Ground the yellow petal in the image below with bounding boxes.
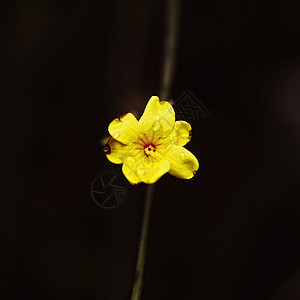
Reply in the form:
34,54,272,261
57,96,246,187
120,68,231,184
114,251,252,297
122,156,170,184
138,96,175,140
163,121,192,147
105,138,144,164
163,145,199,179
108,113,139,145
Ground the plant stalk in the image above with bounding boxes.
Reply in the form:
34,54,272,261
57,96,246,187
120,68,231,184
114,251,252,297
130,184,154,300
130,0,180,299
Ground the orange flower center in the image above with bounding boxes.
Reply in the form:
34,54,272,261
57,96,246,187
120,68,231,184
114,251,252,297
143,143,156,157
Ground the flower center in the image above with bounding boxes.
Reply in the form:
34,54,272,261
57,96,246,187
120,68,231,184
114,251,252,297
143,143,156,157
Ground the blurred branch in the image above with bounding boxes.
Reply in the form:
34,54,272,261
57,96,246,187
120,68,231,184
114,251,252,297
160,0,180,100
130,1,180,299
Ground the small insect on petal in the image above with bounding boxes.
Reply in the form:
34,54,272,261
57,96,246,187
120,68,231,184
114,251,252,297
102,145,111,154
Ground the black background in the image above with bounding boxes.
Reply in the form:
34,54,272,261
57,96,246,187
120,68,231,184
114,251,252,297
2,0,300,299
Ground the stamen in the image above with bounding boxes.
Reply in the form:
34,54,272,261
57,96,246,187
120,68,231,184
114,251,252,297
143,143,156,157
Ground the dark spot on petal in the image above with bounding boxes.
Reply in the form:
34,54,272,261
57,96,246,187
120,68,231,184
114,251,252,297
119,112,129,121
129,180,140,186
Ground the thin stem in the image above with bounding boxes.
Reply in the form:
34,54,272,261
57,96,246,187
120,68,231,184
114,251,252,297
130,184,154,300
130,1,180,299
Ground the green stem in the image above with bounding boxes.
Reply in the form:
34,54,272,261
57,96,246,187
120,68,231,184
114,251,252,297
130,185,154,300
130,0,180,299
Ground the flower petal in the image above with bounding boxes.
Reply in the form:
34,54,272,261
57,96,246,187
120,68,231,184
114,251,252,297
122,156,170,184
105,138,144,164
138,96,175,139
163,121,192,147
108,113,139,145
163,145,199,179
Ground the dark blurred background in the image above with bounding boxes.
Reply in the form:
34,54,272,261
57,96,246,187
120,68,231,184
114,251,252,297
2,0,300,299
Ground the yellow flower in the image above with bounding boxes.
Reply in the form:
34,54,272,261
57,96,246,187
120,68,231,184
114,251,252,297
104,96,199,185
